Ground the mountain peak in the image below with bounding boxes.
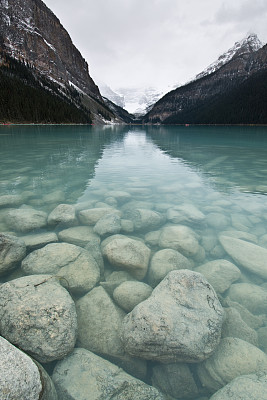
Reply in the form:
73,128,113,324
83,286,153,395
194,33,263,81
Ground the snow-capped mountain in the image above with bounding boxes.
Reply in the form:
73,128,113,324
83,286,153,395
0,0,133,123
145,33,267,124
100,85,179,116
193,33,262,81
98,83,125,108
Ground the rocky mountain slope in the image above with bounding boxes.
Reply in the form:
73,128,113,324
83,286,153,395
0,0,132,123
144,34,267,124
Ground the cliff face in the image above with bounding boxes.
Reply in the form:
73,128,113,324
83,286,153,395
0,0,100,99
145,37,267,124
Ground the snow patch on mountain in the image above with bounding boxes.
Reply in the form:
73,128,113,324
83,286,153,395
193,33,263,81
98,83,179,115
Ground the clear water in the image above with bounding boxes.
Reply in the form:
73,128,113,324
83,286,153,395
0,124,267,398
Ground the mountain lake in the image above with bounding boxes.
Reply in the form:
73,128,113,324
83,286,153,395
0,124,267,399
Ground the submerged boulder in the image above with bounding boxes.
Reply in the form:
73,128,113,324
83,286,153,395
0,233,26,276
148,248,194,287
220,236,267,279
52,348,164,400
101,235,151,280
5,207,47,232
21,243,100,294
124,208,165,232
121,270,223,363
0,275,77,363
209,374,267,400
158,225,201,259
227,283,267,315
197,337,267,392
47,204,78,227
194,259,241,294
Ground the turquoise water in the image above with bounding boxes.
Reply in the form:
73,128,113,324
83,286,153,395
0,125,267,398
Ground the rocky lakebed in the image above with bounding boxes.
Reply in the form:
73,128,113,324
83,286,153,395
0,182,267,400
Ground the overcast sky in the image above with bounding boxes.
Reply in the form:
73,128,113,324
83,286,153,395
44,0,267,91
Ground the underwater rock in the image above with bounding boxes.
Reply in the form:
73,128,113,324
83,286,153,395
209,374,267,400
220,236,267,279
21,243,100,294
222,307,258,346
58,225,100,247
195,259,241,294
93,212,121,236
0,233,26,276
76,286,126,358
0,194,24,208
227,283,267,315
20,232,58,251
106,190,131,203
148,248,194,287
124,208,165,232
152,362,199,399
113,281,153,312
0,275,77,363
5,207,47,232
167,203,205,224
0,336,48,400
158,225,201,259
206,213,229,229
101,235,151,280
52,348,164,400
197,337,267,392
121,270,223,363
79,207,118,225
47,204,78,227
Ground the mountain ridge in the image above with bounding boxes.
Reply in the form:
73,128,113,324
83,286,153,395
0,0,133,124
144,34,267,124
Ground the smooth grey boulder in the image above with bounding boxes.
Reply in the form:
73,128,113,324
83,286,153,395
58,225,100,247
197,337,267,392
47,204,78,227
209,374,267,400
113,281,153,312
152,362,199,399
0,233,26,276
21,243,100,294
0,275,77,363
79,207,117,225
75,286,146,380
158,225,201,259
76,286,126,358
5,207,47,232
0,194,24,208
121,270,224,363
0,336,42,400
20,232,58,251
206,213,229,229
101,235,151,280
258,326,267,353
227,283,267,315
222,298,264,329
148,248,194,287
124,208,164,232
222,307,258,346
220,230,258,244
100,271,136,296
194,259,241,294
93,212,121,236
220,235,267,279
145,230,161,246
52,348,164,400
167,203,205,224
106,190,131,203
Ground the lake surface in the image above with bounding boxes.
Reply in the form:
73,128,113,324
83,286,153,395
0,124,267,399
